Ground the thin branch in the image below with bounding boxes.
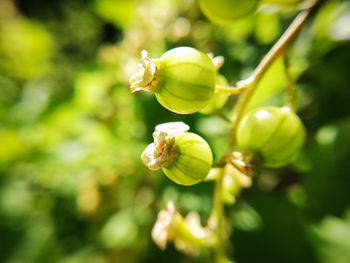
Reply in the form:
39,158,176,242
215,84,247,95
227,0,322,149
210,169,226,263
211,2,323,262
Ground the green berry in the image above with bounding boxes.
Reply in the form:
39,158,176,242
141,122,213,186
236,107,305,167
130,47,216,114
199,0,260,25
163,132,213,185
200,74,229,114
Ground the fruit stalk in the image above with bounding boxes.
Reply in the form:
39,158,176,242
210,168,227,263
215,84,247,95
228,0,322,149
212,2,323,261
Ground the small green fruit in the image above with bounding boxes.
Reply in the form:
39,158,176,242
237,107,305,167
130,47,216,114
141,122,213,186
200,74,229,114
199,0,260,25
163,132,213,185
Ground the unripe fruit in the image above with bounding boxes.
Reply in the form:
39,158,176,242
163,132,213,185
236,107,305,167
141,122,213,186
200,74,229,114
130,47,216,114
199,0,260,25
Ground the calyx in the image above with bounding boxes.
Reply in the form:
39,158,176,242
141,122,189,170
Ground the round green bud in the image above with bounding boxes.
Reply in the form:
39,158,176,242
130,47,216,114
199,0,260,25
236,107,305,168
141,122,213,186
200,74,229,114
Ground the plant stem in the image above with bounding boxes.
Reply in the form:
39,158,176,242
216,84,247,95
211,2,323,261
228,2,320,149
211,169,226,263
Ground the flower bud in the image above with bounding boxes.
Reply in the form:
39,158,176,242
130,47,216,114
237,107,305,168
141,122,213,185
199,0,259,25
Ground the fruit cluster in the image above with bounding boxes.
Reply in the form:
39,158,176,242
130,46,306,185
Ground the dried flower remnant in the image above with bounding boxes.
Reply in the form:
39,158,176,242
152,201,182,249
141,122,189,170
175,212,215,255
152,201,215,253
129,50,159,93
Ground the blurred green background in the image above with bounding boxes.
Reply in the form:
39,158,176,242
0,0,350,262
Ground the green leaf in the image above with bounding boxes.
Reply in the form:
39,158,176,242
244,57,287,113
